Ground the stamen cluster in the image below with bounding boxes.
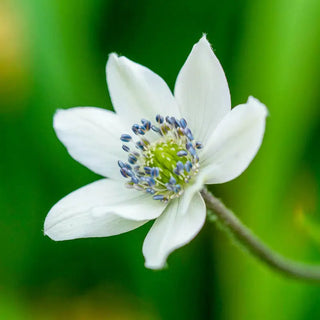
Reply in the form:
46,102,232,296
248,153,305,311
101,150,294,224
118,115,203,202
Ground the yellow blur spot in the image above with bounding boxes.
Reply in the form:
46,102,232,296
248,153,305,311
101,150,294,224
0,1,30,113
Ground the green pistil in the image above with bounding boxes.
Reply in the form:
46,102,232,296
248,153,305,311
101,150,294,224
144,139,189,186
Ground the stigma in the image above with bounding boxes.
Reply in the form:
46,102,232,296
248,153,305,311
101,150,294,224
118,115,203,203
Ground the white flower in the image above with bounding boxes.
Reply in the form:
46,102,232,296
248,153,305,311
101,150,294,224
44,35,267,269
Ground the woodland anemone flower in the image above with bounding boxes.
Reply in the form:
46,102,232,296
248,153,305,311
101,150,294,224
44,35,267,269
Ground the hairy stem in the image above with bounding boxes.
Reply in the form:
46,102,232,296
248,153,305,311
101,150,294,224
201,188,320,282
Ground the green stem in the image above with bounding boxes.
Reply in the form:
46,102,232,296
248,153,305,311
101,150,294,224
201,188,320,282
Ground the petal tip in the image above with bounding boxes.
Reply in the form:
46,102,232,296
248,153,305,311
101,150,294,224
247,96,269,117
200,33,208,41
106,53,120,72
43,229,54,240
197,33,212,49
43,223,56,241
43,215,55,239
142,238,169,270
108,53,129,66
108,52,119,60
144,259,167,270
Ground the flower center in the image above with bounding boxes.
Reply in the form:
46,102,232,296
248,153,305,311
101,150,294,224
118,115,203,203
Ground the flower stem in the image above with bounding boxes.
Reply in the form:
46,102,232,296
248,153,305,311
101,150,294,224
201,188,320,282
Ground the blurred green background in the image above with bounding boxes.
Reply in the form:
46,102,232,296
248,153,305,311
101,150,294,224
1,0,320,319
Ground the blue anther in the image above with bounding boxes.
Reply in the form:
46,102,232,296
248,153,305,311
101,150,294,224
180,118,187,128
151,125,161,134
184,128,194,140
165,183,174,191
128,158,136,165
141,119,151,131
126,169,134,177
188,146,197,157
122,145,130,152
144,123,151,131
132,124,139,134
146,177,156,186
124,163,132,170
146,188,155,194
118,160,125,168
120,168,129,178
177,150,188,157
185,161,192,172
136,141,145,150
174,184,181,193
144,166,152,175
129,153,138,160
173,118,181,128
172,186,179,193
173,168,180,175
169,176,176,185
186,142,193,150
131,176,139,184
151,167,160,178
156,114,164,124
165,116,174,124
195,141,203,149
120,134,132,142
137,127,146,135
128,154,138,164
153,194,165,201
141,176,154,186
170,116,177,125
176,161,184,172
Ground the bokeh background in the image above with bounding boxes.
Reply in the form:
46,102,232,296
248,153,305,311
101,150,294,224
1,0,320,319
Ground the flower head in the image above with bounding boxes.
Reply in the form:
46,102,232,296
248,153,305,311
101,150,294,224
44,35,267,269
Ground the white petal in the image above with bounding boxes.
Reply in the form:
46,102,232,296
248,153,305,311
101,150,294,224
174,35,231,144
106,54,179,126
54,107,127,179
179,174,206,217
142,192,206,269
201,96,268,184
44,179,166,241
